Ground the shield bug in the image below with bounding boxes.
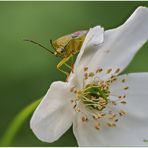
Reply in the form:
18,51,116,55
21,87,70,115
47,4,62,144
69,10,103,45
25,30,88,76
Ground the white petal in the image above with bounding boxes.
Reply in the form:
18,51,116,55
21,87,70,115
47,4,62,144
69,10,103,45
74,25,104,71
74,6,148,84
71,26,104,87
73,113,102,146
73,73,148,146
30,81,74,143
89,6,148,74
111,73,148,121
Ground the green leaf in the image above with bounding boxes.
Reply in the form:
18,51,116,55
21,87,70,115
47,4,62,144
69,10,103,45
0,98,41,147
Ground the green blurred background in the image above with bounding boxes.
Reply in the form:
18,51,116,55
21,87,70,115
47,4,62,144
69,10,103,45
0,1,148,146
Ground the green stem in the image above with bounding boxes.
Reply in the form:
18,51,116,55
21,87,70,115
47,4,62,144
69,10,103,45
0,98,42,146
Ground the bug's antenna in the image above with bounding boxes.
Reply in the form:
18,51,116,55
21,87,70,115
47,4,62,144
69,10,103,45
50,39,56,51
24,39,54,55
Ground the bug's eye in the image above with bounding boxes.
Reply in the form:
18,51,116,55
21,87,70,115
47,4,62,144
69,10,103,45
60,48,64,53
57,48,64,54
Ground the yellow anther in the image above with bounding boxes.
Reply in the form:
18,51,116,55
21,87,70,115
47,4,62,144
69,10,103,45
122,79,126,83
111,123,116,127
118,96,122,99
93,115,99,120
107,122,116,128
75,108,80,112
124,86,129,90
70,100,74,103
84,73,88,80
114,119,119,122
95,122,100,130
88,72,95,77
82,116,88,122
106,68,112,74
115,68,120,74
96,68,103,73
120,101,127,104
98,112,106,117
70,87,75,92
123,95,126,98
111,101,117,106
119,110,126,116
84,67,88,71
110,75,117,81
74,90,77,94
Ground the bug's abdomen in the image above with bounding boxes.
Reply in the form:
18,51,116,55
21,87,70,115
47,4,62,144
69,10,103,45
65,34,86,57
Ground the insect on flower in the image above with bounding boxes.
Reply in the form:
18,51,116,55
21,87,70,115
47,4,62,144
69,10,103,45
30,7,148,146
25,30,88,76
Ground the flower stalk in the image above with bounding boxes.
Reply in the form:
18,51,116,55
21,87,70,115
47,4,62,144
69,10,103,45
0,99,41,146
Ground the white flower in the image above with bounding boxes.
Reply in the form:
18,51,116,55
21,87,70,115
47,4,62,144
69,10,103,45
30,6,148,146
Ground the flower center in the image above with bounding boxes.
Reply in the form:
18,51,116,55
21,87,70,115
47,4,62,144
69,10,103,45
70,67,128,130
77,81,110,111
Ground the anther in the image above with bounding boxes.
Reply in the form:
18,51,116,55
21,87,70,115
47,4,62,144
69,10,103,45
111,101,117,106
95,122,100,130
124,86,129,90
75,107,80,112
70,100,74,103
111,75,117,81
123,95,126,98
82,116,88,122
93,115,98,120
84,67,88,72
74,90,77,94
115,68,120,74
70,87,75,92
84,73,88,80
120,101,127,104
96,68,103,73
106,68,112,74
119,110,126,116
114,119,119,122
107,122,116,128
88,72,95,77
118,96,122,99
122,79,126,83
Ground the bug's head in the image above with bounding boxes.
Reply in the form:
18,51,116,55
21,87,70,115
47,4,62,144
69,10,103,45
50,39,65,57
54,47,65,57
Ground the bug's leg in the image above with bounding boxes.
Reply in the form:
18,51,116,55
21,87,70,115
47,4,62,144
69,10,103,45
64,63,72,70
57,57,70,76
70,56,74,73
58,67,68,76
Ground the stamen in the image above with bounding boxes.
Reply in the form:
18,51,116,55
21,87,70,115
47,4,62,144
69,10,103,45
96,68,103,73
70,86,75,92
84,72,88,80
88,72,95,77
111,101,117,106
84,67,88,72
118,96,122,99
124,86,129,90
114,119,119,122
106,68,112,74
82,116,88,122
95,122,100,130
75,107,80,112
107,122,116,128
115,68,120,74
120,101,127,104
119,110,126,116
70,67,127,131
122,79,126,83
